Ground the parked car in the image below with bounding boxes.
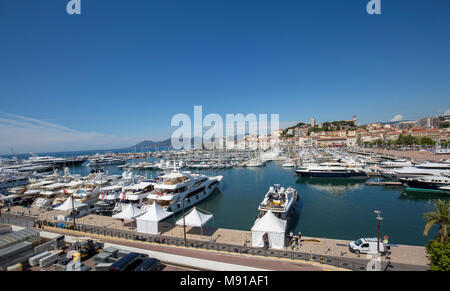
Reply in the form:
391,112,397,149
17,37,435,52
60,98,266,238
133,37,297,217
348,238,386,255
134,258,161,271
109,252,148,271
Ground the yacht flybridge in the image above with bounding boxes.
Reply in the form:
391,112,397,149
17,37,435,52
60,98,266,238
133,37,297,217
258,184,298,220
144,170,223,214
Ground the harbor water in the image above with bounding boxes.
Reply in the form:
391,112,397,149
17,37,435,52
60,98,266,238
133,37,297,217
59,157,448,247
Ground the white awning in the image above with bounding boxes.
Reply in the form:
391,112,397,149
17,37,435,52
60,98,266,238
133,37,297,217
176,207,213,227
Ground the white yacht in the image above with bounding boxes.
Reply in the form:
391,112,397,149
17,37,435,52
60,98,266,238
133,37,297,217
86,157,125,167
144,171,223,213
282,159,296,168
258,184,298,220
382,162,450,180
379,159,413,168
246,159,265,167
0,174,29,194
120,181,155,204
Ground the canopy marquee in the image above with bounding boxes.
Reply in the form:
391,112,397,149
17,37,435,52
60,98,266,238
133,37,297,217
175,207,214,237
251,211,287,249
136,203,173,235
176,207,213,227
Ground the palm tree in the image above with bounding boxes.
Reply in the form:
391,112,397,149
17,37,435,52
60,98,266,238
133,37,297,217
423,200,449,243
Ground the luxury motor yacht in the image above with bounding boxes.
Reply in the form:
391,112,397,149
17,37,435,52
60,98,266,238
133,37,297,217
295,164,368,179
144,170,223,214
282,159,296,168
246,159,265,167
399,174,450,191
0,173,30,194
86,157,125,167
379,159,413,168
258,184,298,220
30,182,67,209
119,181,155,205
380,161,450,180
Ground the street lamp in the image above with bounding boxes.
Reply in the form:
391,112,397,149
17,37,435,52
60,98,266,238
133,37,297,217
374,210,383,253
182,197,188,247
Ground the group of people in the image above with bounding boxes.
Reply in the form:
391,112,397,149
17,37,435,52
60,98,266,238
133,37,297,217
288,231,302,249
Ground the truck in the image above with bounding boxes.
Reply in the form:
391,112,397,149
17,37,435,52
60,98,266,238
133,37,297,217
348,238,386,255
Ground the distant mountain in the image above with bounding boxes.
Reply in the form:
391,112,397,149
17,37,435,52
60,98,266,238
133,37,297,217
130,134,260,150
130,139,172,150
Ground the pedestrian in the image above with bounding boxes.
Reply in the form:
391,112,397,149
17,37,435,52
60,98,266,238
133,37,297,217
298,232,302,241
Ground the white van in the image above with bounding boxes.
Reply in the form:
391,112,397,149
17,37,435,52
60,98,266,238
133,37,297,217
348,238,386,255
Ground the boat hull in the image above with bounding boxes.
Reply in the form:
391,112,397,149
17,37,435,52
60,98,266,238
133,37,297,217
166,180,220,214
295,170,368,179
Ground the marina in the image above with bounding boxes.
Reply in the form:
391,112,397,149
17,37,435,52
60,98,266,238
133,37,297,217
1,147,449,248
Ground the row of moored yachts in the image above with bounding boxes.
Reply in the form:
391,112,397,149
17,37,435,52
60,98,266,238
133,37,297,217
291,149,450,194
1,167,223,220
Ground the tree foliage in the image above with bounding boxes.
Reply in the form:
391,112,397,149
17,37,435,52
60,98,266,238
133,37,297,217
426,238,450,271
424,200,450,271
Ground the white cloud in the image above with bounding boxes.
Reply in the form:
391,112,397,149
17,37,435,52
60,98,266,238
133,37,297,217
444,109,450,116
390,114,403,122
0,113,142,154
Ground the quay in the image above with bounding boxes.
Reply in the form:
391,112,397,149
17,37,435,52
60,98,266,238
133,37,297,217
361,149,450,163
1,207,430,271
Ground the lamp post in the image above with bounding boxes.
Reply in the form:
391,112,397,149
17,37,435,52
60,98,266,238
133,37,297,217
374,210,383,253
182,197,187,247
71,192,76,229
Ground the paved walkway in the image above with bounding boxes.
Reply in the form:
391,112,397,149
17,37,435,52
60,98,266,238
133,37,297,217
16,226,328,271
6,209,430,270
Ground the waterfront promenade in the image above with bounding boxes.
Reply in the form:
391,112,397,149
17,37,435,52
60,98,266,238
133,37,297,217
365,149,449,163
3,207,430,271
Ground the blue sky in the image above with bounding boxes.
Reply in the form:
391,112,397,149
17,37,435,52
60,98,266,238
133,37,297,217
0,0,449,153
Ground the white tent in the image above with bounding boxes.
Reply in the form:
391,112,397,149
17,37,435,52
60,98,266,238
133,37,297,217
136,203,173,235
54,196,87,211
176,207,213,227
251,211,287,249
112,203,146,220
176,207,213,236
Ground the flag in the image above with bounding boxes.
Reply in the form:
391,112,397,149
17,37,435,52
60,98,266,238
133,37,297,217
122,192,126,202
101,192,105,200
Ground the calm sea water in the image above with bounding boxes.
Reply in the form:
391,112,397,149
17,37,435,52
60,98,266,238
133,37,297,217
61,158,448,246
